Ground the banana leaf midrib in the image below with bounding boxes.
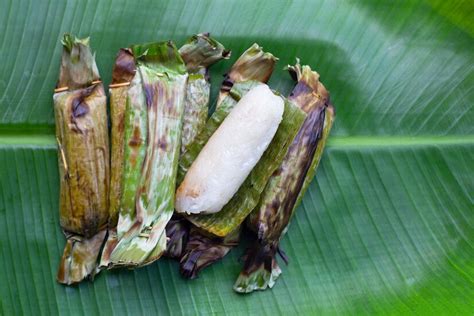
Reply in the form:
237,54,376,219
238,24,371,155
2,135,473,147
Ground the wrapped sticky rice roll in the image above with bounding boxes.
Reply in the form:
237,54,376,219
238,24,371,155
176,84,284,215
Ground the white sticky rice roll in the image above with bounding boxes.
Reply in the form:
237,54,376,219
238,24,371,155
175,84,284,214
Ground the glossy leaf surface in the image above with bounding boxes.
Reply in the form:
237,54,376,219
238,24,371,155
0,0,473,314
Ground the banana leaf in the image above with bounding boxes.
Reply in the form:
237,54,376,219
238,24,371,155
177,43,278,184
235,61,335,293
100,48,141,267
179,33,230,153
174,45,277,271
164,34,229,259
181,83,306,236
216,43,278,108
0,0,472,314
107,48,136,229
106,41,188,267
53,34,109,285
180,226,240,279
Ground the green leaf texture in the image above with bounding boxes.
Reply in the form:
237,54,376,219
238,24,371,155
0,0,473,315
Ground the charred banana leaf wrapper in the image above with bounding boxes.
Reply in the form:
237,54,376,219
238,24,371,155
105,41,188,268
179,33,230,154
100,48,139,267
181,83,306,237
172,82,257,265
234,61,335,293
164,34,229,259
180,226,240,279
217,43,277,108
164,215,191,259
176,47,277,271
54,34,109,284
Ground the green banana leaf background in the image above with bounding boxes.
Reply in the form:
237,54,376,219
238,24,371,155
0,0,473,314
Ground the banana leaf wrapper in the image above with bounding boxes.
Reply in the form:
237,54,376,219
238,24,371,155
164,215,191,259
164,34,229,258
108,48,136,225
53,34,109,284
234,61,335,293
170,45,276,265
177,43,278,183
106,41,188,267
217,43,277,108
100,48,146,267
179,227,240,279
169,82,257,261
179,33,230,154
182,83,307,237
178,43,277,178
